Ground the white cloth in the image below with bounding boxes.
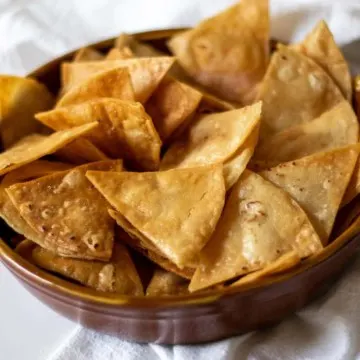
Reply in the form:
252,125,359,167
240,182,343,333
2,0,360,359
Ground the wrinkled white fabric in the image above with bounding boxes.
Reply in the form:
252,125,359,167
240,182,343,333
2,0,360,359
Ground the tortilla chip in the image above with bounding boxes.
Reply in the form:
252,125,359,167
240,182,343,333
145,77,202,141
231,251,301,287
29,241,143,295
6,160,122,261
167,0,269,104
189,170,322,292
73,47,104,62
146,269,189,296
86,165,226,268
257,45,344,139
260,146,360,245
253,101,359,167
0,160,72,241
293,21,351,100
55,139,109,164
115,33,165,57
57,67,135,107
105,47,134,60
161,102,262,170
223,126,259,190
61,57,175,103
110,209,194,279
37,98,161,170
0,75,54,148
0,122,97,176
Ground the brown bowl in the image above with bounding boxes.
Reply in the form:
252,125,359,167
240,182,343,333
1,29,360,345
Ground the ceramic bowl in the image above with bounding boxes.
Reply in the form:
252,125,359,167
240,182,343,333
0,29,359,344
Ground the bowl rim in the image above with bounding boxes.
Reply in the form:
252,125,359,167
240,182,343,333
0,28,360,309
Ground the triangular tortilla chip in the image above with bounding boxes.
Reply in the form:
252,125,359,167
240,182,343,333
110,209,194,279
6,160,122,260
0,75,54,148
189,170,322,292
105,47,134,60
260,146,360,245
57,67,135,107
0,122,97,176
257,45,344,139
231,251,301,287
167,0,269,104
73,47,104,62
0,160,72,241
166,87,236,142
19,240,143,295
146,269,189,296
37,98,161,170
61,57,175,103
253,101,359,167
145,77,202,141
115,33,165,57
223,126,259,190
55,138,109,164
293,20,351,100
161,102,262,170
86,165,226,268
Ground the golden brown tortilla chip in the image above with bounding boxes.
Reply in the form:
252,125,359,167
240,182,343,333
61,57,175,103
6,160,122,261
253,101,359,167
0,122,97,176
161,102,261,171
189,170,322,292
37,98,161,170
231,251,301,287
110,209,194,279
73,47,104,62
115,33,165,57
167,0,269,104
293,20,351,100
0,160,72,241
146,269,189,296
29,241,143,295
0,75,53,148
257,45,344,139
55,139,109,164
260,146,360,245
86,165,225,268
57,67,135,107
223,126,259,190
145,77,202,141
105,47,134,60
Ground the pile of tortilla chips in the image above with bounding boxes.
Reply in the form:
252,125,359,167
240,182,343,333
2,0,360,297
